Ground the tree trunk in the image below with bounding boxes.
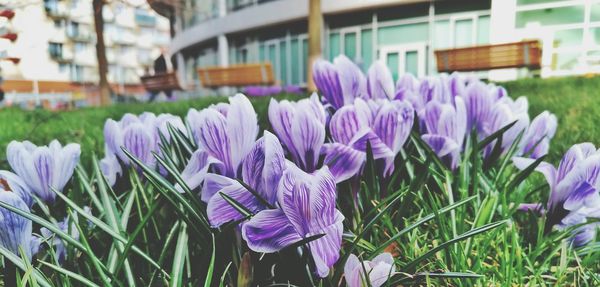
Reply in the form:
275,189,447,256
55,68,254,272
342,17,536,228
93,0,111,105
307,0,322,92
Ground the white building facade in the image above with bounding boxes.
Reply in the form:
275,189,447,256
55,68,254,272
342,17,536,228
0,0,170,87
151,0,600,90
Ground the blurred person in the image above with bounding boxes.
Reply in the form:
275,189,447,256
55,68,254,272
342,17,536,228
148,48,173,102
0,66,5,107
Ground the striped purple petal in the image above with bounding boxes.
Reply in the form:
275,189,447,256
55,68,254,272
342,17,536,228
367,61,395,100
241,209,302,253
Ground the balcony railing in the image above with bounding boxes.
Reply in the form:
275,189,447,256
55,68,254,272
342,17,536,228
227,0,279,12
66,29,95,42
44,1,68,18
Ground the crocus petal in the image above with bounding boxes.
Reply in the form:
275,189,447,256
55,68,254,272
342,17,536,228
313,59,344,109
394,73,418,101
201,173,237,203
32,146,55,202
7,141,43,201
322,143,366,183
178,149,223,192
242,131,285,204
369,260,395,287
104,119,124,159
308,210,344,278
0,171,33,208
373,100,414,154
227,94,259,172
242,209,302,253
100,155,122,187
290,108,325,172
0,192,34,260
571,223,598,247
335,55,367,103
512,157,557,189
194,109,233,176
563,182,599,212
367,61,395,100
206,182,259,227
268,99,298,159
350,129,396,160
53,142,81,192
557,143,597,183
123,123,156,169
553,154,600,211
344,254,362,287
277,167,339,234
330,105,368,145
464,81,494,132
521,111,557,158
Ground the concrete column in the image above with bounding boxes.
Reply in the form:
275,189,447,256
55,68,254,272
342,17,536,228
177,52,186,88
218,0,227,17
489,0,518,81
218,34,231,95
218,34,229,67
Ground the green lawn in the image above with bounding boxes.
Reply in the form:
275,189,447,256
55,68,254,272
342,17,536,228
0,95,301,168
0,75,598,167
503,75,600,162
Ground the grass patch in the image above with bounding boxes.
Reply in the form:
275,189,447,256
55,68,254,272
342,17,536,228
0,94,302,168
503,75,600,162
1,75,599,166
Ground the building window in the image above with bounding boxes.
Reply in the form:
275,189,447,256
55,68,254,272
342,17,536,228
361,29,373,72
59,63,68,73
516,6,585,28
49,42,63,58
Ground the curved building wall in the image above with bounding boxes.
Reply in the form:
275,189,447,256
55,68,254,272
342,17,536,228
172,0,503,90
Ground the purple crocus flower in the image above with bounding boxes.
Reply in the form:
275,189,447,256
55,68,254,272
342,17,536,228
520,111,558,159
102,112,186,185
463,81,496,133
481,97,530,157
0,191,39,260
344,253,396,287
324,98,414,178
0,171,33,208
7,140,80,204
313,55,367,109
41,206,92,262
181,94,258,191
242,165,344,278
268,94,326,173
513,143,600,246
367,61,395,100
203,131,285,227
394,73,419,102
421,98,467,170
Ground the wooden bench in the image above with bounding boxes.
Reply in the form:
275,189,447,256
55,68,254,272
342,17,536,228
435,40,542,73
140,72,183,92
197,63,275,88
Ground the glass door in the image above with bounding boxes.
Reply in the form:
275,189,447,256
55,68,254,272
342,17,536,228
450,15,477,47
263,40,280,83
379,43,427,81
340,27,361,63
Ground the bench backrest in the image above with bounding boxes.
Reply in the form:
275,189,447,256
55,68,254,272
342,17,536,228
140,72,182,92
435,40,542,73
198,63,275,88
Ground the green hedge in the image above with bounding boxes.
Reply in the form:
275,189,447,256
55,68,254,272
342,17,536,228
0,94,304,168
1,75,599,168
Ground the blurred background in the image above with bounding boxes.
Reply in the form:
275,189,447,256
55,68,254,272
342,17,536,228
0,0,595,109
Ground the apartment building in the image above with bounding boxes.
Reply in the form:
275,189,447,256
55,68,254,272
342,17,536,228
148,0,600,90
0,0,170,95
